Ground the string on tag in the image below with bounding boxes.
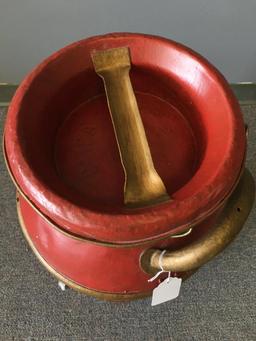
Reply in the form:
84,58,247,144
148,250,171,282
167,270,171,283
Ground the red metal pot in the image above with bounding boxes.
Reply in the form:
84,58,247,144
3,33,254,301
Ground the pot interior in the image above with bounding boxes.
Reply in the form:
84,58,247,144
16,65,206,211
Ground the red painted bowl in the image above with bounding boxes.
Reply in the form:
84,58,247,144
3,33,249,299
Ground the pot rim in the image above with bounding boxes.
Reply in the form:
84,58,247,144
3,141,245,247
4,32,246,243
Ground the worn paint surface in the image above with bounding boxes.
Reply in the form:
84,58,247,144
3,33,246,294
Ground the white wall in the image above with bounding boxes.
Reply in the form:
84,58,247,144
1,0,256,83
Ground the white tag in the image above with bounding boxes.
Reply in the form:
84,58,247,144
151,277,182,306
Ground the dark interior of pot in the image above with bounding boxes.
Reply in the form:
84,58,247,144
16,62,207,211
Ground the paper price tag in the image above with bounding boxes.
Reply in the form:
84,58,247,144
151,277,182,306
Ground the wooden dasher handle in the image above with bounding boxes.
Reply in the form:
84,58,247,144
91,47,170,208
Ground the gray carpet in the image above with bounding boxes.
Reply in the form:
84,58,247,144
0,105,255,341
